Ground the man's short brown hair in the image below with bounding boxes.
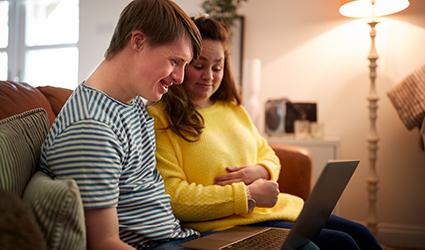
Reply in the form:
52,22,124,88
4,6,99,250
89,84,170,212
105,0,201,63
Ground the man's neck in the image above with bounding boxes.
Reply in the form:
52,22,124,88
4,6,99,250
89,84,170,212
85,58,134,104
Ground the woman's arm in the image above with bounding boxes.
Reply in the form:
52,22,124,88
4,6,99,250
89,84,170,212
149,103,279,221
213,125,281,185
215,105,281,184
253,130,281,181
214,164,270,185
157,145,279,220
155,145,248,221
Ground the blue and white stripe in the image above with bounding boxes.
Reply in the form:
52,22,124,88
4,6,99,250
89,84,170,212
40,83,198,248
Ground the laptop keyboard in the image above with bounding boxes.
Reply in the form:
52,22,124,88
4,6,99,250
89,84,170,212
221,228,290,250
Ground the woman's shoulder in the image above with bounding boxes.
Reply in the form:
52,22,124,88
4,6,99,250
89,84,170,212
146,102,172,130
146,102,165,116
215,100,241,110
218,101,249,115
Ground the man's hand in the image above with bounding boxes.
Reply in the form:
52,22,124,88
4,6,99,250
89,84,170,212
214,165,270,186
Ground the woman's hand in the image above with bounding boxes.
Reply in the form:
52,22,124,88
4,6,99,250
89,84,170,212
214,165,270,186
248,179,279,208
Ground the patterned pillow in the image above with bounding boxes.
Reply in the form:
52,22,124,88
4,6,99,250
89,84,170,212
22,171,86,250
0,108,86,249
0,108,48,197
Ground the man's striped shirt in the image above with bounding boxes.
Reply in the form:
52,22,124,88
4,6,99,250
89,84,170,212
40,83,198,248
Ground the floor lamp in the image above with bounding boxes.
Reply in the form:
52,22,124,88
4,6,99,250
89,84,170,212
339,0,410,236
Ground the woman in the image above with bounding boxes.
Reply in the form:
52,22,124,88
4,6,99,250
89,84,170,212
147,15,382,250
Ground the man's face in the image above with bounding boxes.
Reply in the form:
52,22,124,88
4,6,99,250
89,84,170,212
131,34,193,102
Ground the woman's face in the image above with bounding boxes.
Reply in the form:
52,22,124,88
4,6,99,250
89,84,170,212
183,39,225,109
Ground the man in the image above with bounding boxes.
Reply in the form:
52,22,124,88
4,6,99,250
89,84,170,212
40,0,202,249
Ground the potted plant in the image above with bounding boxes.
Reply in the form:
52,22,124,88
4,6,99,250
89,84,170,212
201,0,248,26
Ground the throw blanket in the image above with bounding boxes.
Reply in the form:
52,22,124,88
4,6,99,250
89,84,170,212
387,64,425,149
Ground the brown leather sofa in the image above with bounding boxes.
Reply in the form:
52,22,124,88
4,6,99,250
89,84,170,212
271,142,312,200
0,80,73,128
0,80,313,199
0,81,313,244
0,80,312,249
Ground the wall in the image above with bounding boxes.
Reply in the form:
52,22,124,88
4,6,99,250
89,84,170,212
236,1,425,248
79,0,425,248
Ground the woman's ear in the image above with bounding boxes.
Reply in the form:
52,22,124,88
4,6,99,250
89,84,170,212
131,31,146,51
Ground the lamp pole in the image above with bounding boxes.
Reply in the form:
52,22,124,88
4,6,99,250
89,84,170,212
366,19,379,236
339,0,410,239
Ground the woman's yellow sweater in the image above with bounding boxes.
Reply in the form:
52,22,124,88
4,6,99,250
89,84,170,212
147,101,304,232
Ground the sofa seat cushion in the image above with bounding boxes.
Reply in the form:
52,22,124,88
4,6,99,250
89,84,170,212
0,108,48,197
0,81,56,127
23,171,86,250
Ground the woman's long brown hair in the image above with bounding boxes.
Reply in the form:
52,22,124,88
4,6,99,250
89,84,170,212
148,16,242,142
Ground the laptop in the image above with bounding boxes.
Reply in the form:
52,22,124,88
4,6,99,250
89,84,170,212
180,160,360,250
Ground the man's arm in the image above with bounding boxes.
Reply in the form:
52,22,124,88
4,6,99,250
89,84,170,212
85,207,135,250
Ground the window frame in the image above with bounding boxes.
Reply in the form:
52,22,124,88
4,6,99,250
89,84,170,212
1,0,79,85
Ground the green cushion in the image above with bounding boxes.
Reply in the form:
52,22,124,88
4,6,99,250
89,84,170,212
0,108,86,249
23,171,86,250
0,108,48,197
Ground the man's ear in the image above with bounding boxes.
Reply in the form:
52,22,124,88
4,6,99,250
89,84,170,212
131,31,146,51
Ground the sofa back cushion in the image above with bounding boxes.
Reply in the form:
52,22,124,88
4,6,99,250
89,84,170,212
0,81,58,127
0,108,48,197
37,86,73,117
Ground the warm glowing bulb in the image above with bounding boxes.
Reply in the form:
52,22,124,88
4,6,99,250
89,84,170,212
340,0,373,18
374,0,410,16
339,0,410,18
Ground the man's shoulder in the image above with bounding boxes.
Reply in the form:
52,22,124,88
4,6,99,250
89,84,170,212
47,87,118,143
58,84,140,126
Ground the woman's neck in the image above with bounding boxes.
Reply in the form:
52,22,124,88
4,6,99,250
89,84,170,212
192,98,215,109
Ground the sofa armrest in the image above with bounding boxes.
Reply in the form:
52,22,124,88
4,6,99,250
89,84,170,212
269,143,313,200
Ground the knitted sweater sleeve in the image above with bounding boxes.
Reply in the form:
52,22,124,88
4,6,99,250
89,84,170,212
155,144,248,222
251,120,281,182
233,104,281,182
147,105,248,222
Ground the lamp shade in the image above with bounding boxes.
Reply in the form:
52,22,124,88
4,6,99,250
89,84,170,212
339,0,410,18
